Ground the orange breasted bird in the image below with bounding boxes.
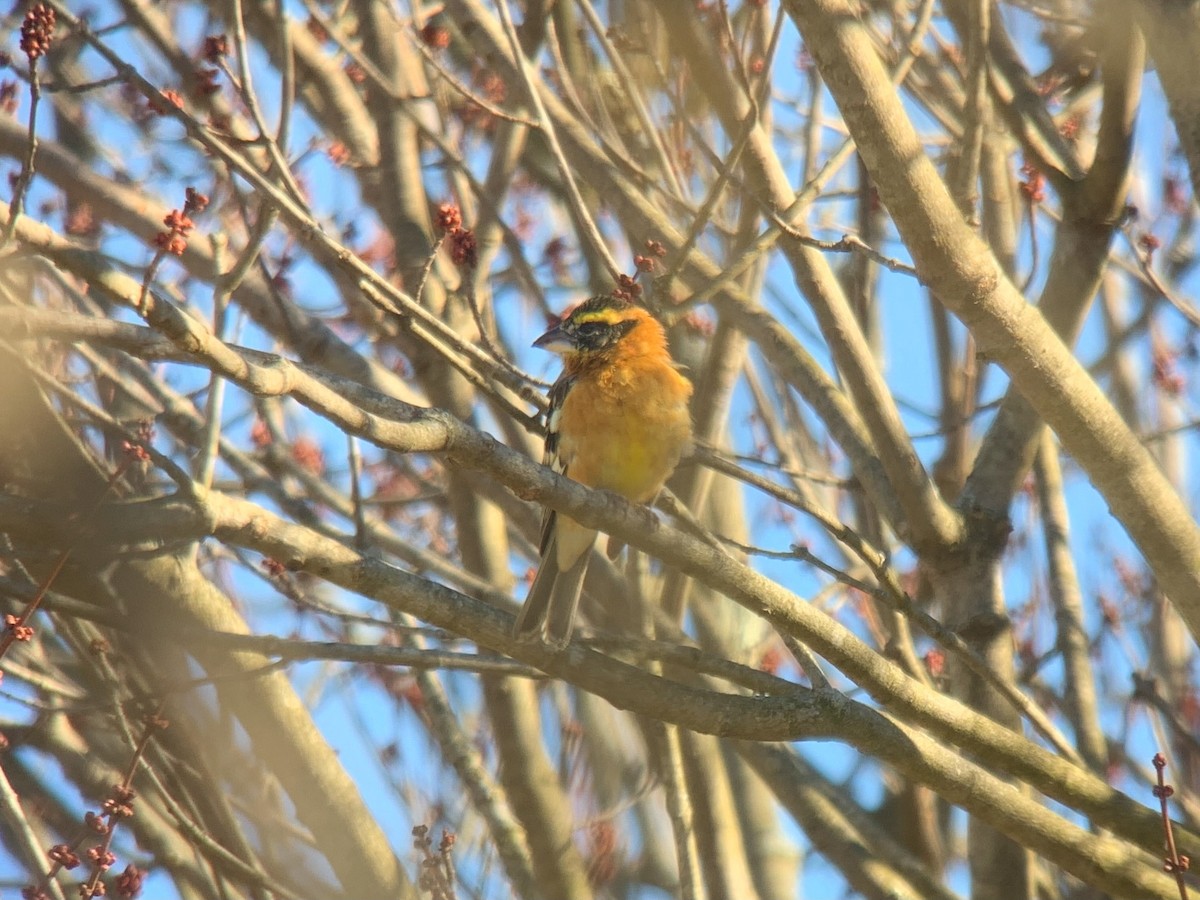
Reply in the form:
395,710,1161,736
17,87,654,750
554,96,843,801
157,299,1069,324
514,296,693,646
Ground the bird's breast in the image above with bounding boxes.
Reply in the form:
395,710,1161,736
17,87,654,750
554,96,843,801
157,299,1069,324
558,361,692,502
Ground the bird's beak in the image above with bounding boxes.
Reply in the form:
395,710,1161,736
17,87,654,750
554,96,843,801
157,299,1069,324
532,323,573,354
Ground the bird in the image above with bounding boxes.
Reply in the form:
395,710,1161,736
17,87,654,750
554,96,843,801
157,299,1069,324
513,295,694,647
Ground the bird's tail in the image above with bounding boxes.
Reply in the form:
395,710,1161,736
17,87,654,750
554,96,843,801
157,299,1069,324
513,541,590,648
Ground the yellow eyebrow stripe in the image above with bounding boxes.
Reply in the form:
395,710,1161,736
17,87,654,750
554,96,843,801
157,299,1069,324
571,309,625,325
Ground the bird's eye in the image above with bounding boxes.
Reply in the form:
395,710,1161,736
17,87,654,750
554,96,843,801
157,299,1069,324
575,322,606,337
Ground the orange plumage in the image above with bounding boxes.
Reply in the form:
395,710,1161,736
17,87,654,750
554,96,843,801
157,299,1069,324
513,296,693,647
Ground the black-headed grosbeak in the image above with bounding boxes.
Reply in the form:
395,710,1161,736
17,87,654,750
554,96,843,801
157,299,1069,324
514,295,694,646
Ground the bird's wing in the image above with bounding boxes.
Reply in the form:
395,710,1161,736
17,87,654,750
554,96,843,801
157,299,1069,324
539,372,576,557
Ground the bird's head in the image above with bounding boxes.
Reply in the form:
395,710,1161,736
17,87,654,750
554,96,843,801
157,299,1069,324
533,296,658,360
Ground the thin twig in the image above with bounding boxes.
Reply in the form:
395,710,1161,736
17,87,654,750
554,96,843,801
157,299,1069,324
395,6,538,125
415,233,446,305
649,716,703,900
196,236,230,490
227,0,307,208
2,56,42,248
1151,753,1192,900
1125,230,1200,329
347,433,368,551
